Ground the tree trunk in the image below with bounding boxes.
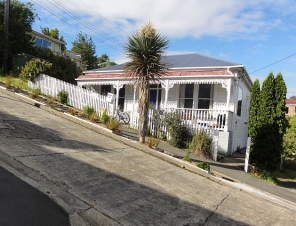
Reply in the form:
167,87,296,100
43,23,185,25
138,81,149,143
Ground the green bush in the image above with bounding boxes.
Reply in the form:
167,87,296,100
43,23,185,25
196,162,210,171
28,88,41,99
57,90,68,105
100,108,110,124
284,115,296,161
182,150,191,162
164,112,192,148
83,106,97,119
189,130,213,158
19,58,52,81
106,117,121,133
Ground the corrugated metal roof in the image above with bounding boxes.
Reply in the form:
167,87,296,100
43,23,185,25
286,99,296,105
85,53,240,73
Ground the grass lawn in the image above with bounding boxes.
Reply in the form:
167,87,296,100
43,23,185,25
0,74,30,90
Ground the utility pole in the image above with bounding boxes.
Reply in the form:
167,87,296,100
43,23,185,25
2,0,10,73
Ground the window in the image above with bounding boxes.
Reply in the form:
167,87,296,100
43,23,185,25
36,37,42,47
149,84,162,109
237,87,243,116
286,107,289,114
198,84,212,109
35,38,52,48
101,85,111,96
179,84,194,108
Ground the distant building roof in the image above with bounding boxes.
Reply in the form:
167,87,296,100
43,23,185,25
286,99,296,105
85,53,242,73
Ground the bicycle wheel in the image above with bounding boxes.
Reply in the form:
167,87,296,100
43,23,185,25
121,112,130,124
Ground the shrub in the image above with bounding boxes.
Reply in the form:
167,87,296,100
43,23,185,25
5,74,12,89
78,111,86,118
19,58,52,81
196,162,210,171
147,136,160,149
163,112,192,148
29,88,41,99
189,130,213,158
283,115,296,161
106,117,121,133
57,90,68,105
182,150,191,162
89,112,99,122
67,107,77,115
100,108,110,124
83,106,97,119
47,96,57,108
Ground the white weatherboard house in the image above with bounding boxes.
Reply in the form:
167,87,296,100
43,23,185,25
76,53,253,155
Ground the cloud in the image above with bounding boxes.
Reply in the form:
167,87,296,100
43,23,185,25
29,0,296,41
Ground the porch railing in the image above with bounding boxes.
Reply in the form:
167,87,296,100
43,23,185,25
130,108,233,138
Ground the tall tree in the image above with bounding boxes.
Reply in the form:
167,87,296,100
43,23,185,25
124,22,169,143
40,27,67,51
71,32,97,70
0,0,36,71
251,73,281,170
274,73,287,157
97,53,116,68
248,79,261,139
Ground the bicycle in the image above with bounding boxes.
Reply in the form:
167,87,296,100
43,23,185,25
116,107,130,124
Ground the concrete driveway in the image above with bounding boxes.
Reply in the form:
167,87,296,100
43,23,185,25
0,91,295,226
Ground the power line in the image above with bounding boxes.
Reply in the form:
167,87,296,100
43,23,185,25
48,0,124,47
31,0,123,52
249,52,296,74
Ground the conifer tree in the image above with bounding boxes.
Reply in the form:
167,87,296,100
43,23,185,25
274,73,287,156
248,79,261,139
252,73,281,170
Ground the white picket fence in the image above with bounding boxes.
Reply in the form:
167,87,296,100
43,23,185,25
28,74,114,116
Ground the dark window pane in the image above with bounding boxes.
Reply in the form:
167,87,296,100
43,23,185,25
286,107,289,114
36,38,42,47
185,84,194,98
237,100,242,116
198,99,210,109
184,99,193,108
101,85,111,95
118,98,125,110
198,84,211,98
42,40,48,48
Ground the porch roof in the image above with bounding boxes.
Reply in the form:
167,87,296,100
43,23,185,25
76,70,233,80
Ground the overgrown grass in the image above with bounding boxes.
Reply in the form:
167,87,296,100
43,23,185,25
251,161,296,185
0,74,29,90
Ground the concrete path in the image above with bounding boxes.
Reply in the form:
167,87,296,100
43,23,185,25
0,88,296,225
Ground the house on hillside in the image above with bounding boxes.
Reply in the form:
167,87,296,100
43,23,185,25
13,31,82,75
30,31,81,67
76,53,253,155
286,99,296,116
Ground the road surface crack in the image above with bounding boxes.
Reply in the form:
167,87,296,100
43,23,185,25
202,193,230,225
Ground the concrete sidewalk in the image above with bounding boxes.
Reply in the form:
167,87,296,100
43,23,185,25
120,119,296,206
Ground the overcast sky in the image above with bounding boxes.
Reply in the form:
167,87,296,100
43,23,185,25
21,0,296,97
